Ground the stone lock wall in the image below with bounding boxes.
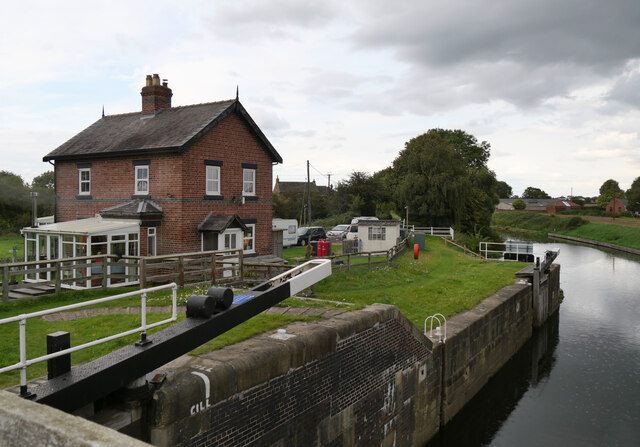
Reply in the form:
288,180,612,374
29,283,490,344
149,305,441,447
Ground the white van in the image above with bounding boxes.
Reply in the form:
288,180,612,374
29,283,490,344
272,219,298,247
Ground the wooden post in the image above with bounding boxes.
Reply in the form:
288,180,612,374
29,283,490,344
178,256,184,288
140,258,146,288
368,253,371,270
212,254,217,285
102,257,108,289
238,249,244,286
55,261,61,294
2,265,8,302
348,254,351,272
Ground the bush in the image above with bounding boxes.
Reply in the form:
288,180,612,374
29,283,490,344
512,199,526,210
564,216,587,230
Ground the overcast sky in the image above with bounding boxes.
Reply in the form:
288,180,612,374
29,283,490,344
2,0,639,197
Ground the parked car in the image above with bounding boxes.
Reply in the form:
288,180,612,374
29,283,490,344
297,226,327,246
327,224,349,238
344,224,359,239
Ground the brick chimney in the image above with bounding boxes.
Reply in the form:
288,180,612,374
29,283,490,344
141,73,172,115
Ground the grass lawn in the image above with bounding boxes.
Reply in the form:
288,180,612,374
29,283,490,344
0,233,23,262
1,237,526,389
313,237,526,326
492,212,640,250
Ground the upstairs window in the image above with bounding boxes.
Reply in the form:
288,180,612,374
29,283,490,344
78,168,91,195
135,166,149,195
206,165,220,195
243,168,255,196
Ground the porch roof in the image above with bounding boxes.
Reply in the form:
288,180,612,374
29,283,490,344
21,217,140,236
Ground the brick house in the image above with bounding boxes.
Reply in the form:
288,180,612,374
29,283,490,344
545,200,581,214
605,198,627,214
25,74,282,270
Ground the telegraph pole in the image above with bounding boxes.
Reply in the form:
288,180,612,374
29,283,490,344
307,160,312,225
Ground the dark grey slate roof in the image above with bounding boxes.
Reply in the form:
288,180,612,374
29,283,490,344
355,219,401,226
100,199,163,219
198,213,248,233
43,100,282,163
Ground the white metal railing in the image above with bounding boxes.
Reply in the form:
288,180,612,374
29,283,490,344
479,241,534,261
414,227,454,239
424,313,447,343
0,283,178,392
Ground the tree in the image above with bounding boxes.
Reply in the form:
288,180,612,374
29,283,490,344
626,176,640,213
512,199,526,210
31,171,55,189
495,181,513,198
429,129,491,169
597,179,625,209
334,171,381,216
522,187,551,199
0,171,31,232
391,130,498,234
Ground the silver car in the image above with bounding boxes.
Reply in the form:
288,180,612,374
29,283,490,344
327,224,349,238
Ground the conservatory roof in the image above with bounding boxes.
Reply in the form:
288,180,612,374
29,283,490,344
21,217,140,236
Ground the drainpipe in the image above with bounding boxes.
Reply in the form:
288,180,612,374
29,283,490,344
31,192,39,227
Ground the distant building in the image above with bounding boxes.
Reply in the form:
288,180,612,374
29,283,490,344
273,177,330,195
496,198,557,213
546,200,581,214
605,198,628,214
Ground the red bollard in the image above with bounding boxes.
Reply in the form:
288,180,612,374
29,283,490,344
414,243,419,259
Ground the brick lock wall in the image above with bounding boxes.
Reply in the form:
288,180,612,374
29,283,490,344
54,111,275,256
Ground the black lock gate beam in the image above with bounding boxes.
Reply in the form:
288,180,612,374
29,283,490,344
28,259,331,413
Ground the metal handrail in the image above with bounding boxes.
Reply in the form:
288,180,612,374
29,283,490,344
479,241,533,261
0,283,178,393
424,313,447,343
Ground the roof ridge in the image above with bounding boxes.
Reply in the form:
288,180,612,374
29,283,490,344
103,99,236,118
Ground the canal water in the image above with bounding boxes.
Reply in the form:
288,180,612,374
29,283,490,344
427,239,640,447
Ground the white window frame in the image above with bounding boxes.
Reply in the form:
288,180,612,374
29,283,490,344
147,228,156,256
242,168,255,196
206,165,221,195
243,224,256,253
135,166,149,195
78,168,91,195
367,226,386,241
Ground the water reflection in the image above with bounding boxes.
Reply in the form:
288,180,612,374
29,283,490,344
426,238,640,447
426,312,560,447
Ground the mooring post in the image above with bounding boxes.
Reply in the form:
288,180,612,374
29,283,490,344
47,331,71,379
2,265,8,302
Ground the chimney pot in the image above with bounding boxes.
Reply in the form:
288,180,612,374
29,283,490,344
141,73,172,115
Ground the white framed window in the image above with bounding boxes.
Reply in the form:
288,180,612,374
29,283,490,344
243,168,255,196
224,232,237,249
243,224,255,253
135,166,149,195
367,226,386,241
206,165,220,195
147,228,156,256
78,168,91,195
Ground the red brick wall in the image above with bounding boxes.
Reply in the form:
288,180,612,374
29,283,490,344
55,110,274,256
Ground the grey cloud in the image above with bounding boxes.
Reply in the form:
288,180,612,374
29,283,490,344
205,1,339,40
606,68,640,108
349,0,640,108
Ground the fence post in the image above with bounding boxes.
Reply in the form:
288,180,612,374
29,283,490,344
102,257,108,289
238,250,244,286
368,253,371,270
212,254,218,285
348,254,351,272
2,265,8,302
55,261,61,294
178,256,184,288
140,258,147,288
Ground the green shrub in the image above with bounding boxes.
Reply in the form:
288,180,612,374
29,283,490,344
564,216,587,230
512,199,526,210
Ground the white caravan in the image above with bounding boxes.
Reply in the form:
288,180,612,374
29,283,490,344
272,219,299,247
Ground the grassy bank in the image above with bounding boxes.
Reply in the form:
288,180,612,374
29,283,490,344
0,233,22,262
492,212,640,250
1,237,525,389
